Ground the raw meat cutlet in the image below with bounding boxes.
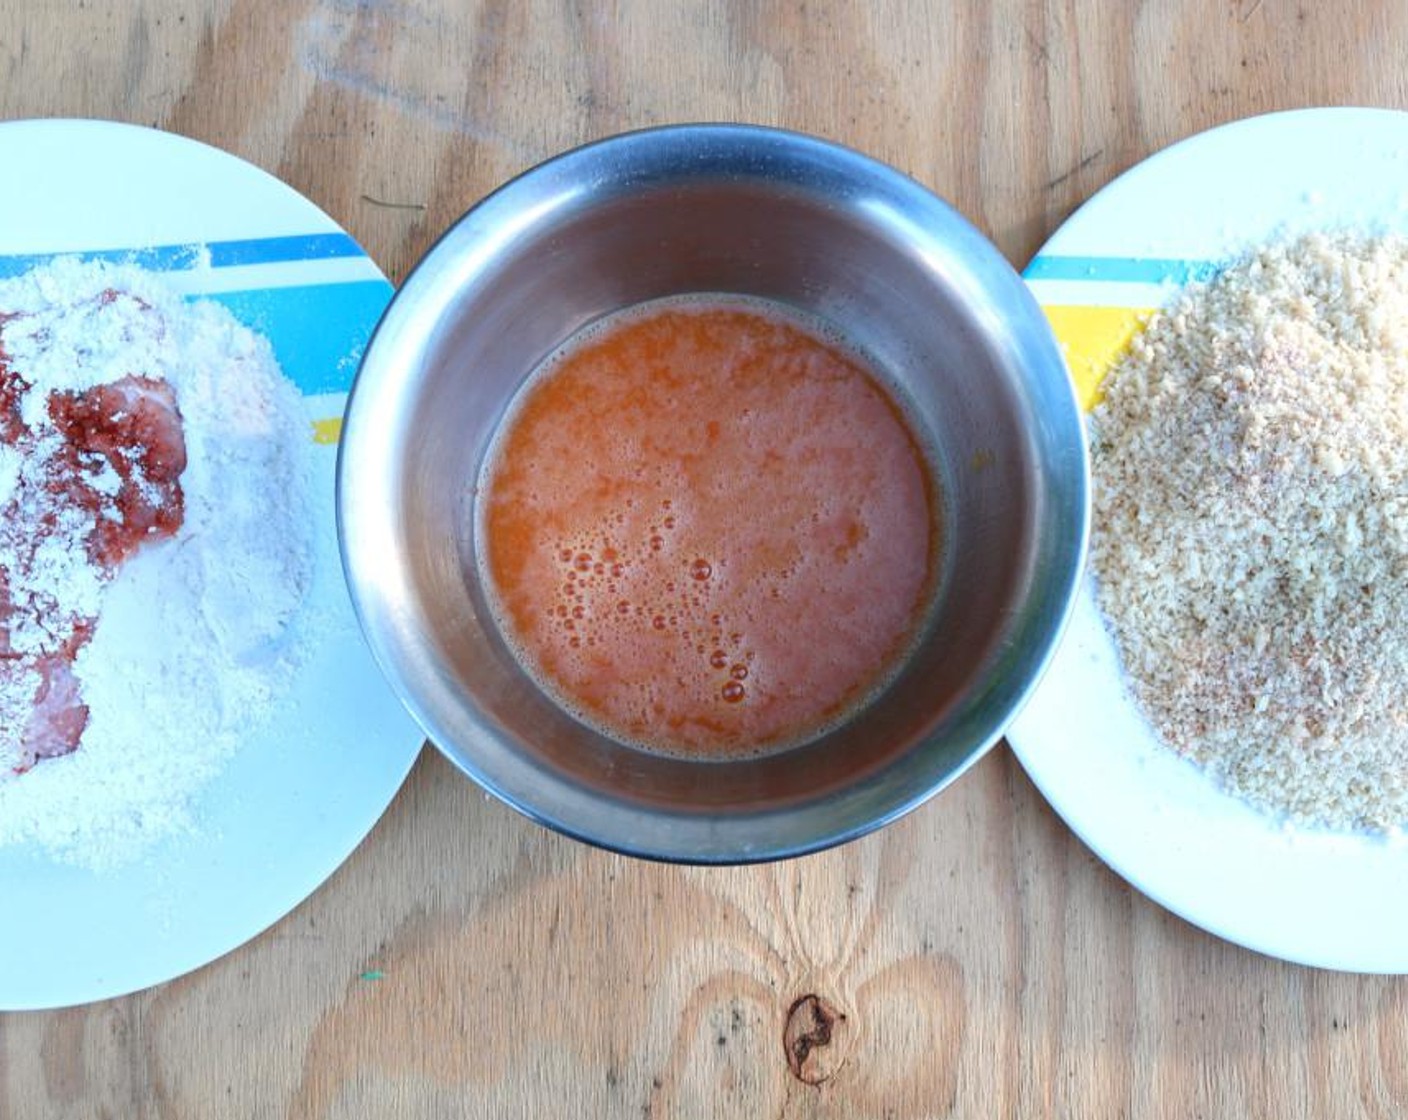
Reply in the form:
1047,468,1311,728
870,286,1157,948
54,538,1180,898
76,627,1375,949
0,294,187,771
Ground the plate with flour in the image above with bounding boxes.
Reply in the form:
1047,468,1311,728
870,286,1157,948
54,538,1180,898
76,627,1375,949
0,120,424,1009
1010,108,1408,973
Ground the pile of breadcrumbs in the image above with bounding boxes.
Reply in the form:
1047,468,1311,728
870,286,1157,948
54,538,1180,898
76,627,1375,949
1091,231,1408,831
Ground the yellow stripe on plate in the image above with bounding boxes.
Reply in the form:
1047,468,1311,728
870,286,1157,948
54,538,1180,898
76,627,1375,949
312,416,343,445
1042,305,1153,412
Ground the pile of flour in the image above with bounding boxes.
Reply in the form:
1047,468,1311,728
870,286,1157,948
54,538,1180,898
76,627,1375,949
0,258,316,868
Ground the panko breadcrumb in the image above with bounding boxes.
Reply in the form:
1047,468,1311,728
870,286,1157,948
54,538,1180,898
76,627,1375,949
1090,231,1408,831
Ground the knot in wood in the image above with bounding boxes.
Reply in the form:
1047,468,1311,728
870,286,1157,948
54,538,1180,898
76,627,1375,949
783,994,848,1084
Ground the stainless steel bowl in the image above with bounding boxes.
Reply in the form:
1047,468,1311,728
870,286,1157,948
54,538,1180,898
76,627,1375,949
337,124,1087,862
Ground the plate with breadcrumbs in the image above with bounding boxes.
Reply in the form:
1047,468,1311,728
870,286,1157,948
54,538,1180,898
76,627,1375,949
0,120,424,1009
1009,107,1408,973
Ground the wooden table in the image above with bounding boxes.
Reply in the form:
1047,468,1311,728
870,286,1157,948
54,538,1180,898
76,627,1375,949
3,2,1407,1117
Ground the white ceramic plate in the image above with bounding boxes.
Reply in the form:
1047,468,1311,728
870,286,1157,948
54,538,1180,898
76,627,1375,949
0,120,423,1009
1010,108,1408,973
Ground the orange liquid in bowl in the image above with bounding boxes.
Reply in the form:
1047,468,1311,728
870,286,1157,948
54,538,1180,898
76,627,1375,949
477,296,939,758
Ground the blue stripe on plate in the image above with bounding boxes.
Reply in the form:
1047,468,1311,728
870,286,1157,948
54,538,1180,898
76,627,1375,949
203,280,392,397
206,233,364,267
1024,255,1218,284
0,233,365,278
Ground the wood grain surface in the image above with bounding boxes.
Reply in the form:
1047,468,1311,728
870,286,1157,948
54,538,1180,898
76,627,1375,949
4,2,1408,1117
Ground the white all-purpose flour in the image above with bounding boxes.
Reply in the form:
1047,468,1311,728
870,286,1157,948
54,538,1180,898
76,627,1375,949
0,258,316,868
